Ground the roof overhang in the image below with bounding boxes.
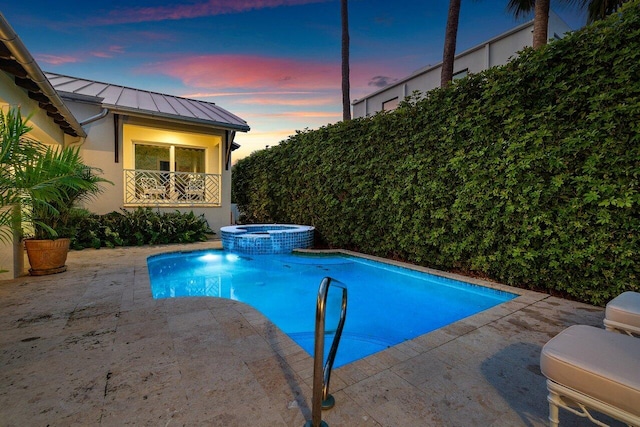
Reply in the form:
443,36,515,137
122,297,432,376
0,13,85,137
104,105,251,133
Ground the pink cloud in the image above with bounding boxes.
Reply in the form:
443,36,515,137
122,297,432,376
182,90,313,98
265,111,342,119
148,54,340,90
238,97,336,106
94,0,332,25
183,90,333,106
135,31,177,42
35,54,81,65
90,45,126,58
90,51,112,59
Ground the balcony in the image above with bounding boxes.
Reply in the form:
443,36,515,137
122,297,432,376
124,169,221,206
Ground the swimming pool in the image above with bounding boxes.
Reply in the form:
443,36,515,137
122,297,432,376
148,250,516,367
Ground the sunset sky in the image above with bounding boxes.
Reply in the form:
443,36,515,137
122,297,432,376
2,1,587,161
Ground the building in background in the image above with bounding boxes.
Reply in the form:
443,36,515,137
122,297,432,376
46,72,249,235
353,11,572,118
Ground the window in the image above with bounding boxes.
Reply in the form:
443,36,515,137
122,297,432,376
135,144,170,171
123,123,222,206
382,97,399,112
176,147,205,173
129,143,213,203
453,69,468,81
134,143,205,173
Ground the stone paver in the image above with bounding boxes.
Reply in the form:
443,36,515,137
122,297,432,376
0,241,623,426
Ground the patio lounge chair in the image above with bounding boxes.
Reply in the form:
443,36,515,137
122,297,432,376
540,325,640,427
185,175,205,201
604,291,640,336
140,177,165,199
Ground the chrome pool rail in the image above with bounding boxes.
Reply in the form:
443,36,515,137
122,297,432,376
304,277,348,427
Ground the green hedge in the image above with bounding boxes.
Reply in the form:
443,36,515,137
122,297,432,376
70,208,213,249
232,2,640,305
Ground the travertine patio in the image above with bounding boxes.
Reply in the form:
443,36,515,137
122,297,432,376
0,241,618,426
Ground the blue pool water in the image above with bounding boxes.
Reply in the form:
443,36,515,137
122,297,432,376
148,251,516,367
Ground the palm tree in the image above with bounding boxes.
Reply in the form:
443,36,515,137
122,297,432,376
0,108,44,244
507,0,628,49
0,107,109,242
507,0,551,49
441,0,462,87
24,146,107,239
341,0,351,121
578,0,628,22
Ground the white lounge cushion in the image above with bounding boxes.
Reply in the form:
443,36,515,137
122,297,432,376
605,291,640,334
540,325,640,417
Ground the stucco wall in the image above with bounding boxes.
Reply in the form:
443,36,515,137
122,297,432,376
64,102,124,217
1,72,69,279
0,236,27,281
63,99,234,236
0,71,67,146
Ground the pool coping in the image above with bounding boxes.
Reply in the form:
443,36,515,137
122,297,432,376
296,248,525,296
287,248,544,386
0,241,605,425
148,245,548,388
148,246,525,369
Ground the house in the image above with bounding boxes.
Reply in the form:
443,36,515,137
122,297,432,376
352,10,572,118
45,72,249,232
0,12,249,279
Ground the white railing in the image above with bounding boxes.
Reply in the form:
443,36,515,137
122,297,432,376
124,169,221,206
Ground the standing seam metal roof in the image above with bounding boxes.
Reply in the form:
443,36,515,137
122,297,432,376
45,72,250,132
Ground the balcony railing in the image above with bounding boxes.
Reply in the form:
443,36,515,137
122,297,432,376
124,169,221,206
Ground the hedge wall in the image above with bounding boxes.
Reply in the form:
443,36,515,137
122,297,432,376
232,2,640,305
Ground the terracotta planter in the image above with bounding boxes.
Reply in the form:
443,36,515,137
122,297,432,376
24,238,71,276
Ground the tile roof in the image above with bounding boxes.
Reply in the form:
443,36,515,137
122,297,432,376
45,72,250,132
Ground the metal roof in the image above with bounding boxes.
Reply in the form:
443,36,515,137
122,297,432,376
45,72,250,133
0,12,85,137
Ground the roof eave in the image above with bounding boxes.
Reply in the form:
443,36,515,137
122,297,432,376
0,12,86,138
108,105,251,133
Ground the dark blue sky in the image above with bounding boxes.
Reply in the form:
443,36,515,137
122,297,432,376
2,0,587,159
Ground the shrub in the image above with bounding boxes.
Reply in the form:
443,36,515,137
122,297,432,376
232,2,640,305
70,208,213,250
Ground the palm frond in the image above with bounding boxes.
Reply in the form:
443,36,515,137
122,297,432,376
506,0,535,19
1,107,112,242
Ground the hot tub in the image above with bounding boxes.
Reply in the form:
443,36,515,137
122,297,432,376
220,224,315,255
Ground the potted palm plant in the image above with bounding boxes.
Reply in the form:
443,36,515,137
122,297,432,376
1,107,110,276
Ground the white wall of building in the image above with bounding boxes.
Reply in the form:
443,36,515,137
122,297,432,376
353,12,571,118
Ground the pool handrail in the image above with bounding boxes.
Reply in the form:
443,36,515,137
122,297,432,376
305,276,348,427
